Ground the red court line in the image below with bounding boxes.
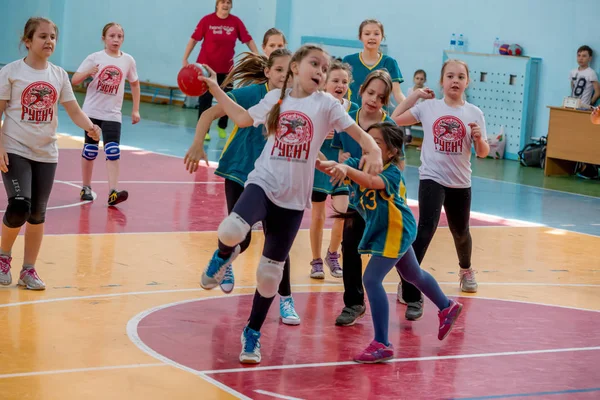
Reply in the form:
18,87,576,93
0,149,529,235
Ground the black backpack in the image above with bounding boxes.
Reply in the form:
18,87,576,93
518,136,547,168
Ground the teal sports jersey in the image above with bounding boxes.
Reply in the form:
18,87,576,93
215,83,269,185
342,52,403,105
331,108,395,159
313,99,359,195
347,100,360,114
344,158,417,258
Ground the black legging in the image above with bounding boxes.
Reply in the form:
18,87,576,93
198,72,231,129
2,153,57,228
224,179,293,332
341,212,366,308
401,179,472,303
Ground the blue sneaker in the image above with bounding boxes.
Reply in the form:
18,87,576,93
200,246,240,290
240,326,261,364
219,264,235,294
280,296,301,325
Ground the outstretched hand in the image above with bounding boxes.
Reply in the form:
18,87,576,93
197,65,219,90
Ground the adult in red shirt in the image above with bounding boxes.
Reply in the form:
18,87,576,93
182,0,258,137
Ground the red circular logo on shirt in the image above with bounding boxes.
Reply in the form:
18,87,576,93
277,111,314,146
432,115,466,142
98,65,123,86
21,82,57,111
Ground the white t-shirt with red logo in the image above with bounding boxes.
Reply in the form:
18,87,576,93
410,98,487,188
247,89,355,210
77,50,138,123
0,59,76,163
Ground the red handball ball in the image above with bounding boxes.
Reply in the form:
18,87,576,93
177,64,210,97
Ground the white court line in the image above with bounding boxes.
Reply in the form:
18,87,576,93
126,295,252,400
197,373,253,400
0,180,93,213
254,390,306,400
405,199,544,228
402,163,600,200
125,295,600,378
0,363,165,379
200,346,600,375
59,131,600,199
3,282,600,309
67,180,223,185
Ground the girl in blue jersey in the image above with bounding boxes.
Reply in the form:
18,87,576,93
331,69,399,327
184,49,304,328
309,60,358,280
342,19,405,110
317,121,463,364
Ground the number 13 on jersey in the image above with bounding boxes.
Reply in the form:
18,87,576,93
360,189,377,210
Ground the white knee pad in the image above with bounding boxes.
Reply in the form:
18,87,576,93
217,212,251,247
256,256,285,298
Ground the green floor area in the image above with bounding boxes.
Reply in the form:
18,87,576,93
80,93,600,198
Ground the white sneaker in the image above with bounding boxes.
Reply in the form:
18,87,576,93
280,297,301,325
459,268,478,293
240,326,261,364
18,267,45,290
0,254,12,286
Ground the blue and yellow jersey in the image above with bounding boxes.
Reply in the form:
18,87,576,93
331,108,395,159
342,52,403,105
313,99,359,195
344,158,416,259
215,83,269,185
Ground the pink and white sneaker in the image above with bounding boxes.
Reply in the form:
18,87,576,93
438,299,463,340
0,254,12,286
353,340,394,364
18,268,46,290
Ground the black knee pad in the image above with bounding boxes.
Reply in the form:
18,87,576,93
239,231,252,253
27,211,46,225
3,197,31,228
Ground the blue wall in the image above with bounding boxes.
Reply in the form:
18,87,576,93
1,0,277,85
2,0,598,141
285,0,600,141
0,0,65,65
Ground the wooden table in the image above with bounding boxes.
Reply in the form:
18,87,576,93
544,106,600,176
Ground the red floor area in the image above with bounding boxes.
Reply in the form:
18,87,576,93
135,294,600,399
0,150,522,235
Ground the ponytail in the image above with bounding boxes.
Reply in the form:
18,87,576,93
221,52,268,89
222,48,293,89
265,68,292,136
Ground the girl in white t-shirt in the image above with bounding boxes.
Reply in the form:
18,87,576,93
72,22,140,206
0,18,101,290
186,44,383,364
392,59,489,307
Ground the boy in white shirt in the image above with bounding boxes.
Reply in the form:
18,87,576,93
570,45,599,107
